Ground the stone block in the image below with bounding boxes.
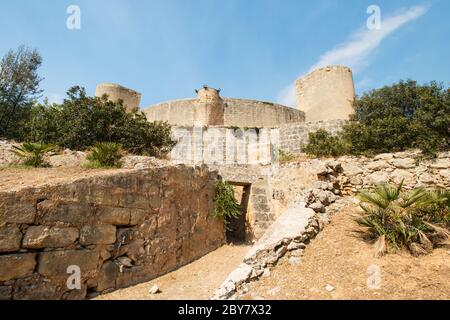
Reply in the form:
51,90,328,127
96,261,119,292
96,207,131,226
0,253,36,281
80,225,116,245
13,275,63,300
22,226,79,249
0,195,35,224
0,225,22,253
38,250,99,277
390,158,416,169
38,200,95,226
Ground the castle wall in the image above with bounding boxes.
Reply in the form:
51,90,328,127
279,120,347,155
296,66,355,122
96,83,142,112
144,98,305,127
224,99,305,127
167,120,346,165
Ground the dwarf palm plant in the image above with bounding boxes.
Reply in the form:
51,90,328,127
86,142,123,168
12,142,56,167
356,180,449,257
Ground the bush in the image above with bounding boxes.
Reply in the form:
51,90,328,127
355,180,449,257
86,142,123,168
302,129,349,157
213,181,241,226
25,86,176,157
278,149,295,163
344,80,449,156
12,142,56,167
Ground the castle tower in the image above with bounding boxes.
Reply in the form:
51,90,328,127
295,66,355,122
194,86,224,126
95,83,142,112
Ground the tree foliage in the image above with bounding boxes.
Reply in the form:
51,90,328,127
344,80,449,156
0,46,43,140
26,86,176,156
304,80,449,157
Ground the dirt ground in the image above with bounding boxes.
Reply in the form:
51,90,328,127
96,244,251,300
0,167,130,191
241,203,450,300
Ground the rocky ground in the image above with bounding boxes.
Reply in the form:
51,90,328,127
239,202,450,300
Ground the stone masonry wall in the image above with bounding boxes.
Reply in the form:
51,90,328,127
144,98,304,127
338,151,450,193
170,126,280,166
0,166,224,300
279,119,346,155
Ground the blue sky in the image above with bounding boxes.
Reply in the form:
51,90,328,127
0,0,448,108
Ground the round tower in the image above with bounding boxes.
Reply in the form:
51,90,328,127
194,86,224,126
95,83,142,112
295,66,355,122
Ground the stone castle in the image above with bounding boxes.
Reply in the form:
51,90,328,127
95,65,356,127
94,65,356,166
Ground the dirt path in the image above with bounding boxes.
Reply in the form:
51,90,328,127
241,203,450,300
96,244,251,300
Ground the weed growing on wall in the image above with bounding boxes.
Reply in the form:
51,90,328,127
213,181,241,226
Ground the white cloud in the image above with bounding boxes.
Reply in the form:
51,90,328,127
277,5,427,106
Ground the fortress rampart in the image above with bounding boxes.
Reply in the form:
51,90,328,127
144,93,305,128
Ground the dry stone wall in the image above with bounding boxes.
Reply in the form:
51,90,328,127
0,166,224,300
338,151,449,193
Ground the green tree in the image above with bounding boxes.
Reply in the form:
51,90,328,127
344,80,449,156
0,46,43,139
26,86,176,157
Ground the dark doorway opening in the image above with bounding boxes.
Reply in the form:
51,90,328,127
226,183,251,244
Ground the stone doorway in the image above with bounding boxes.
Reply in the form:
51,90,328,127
226,184,251,243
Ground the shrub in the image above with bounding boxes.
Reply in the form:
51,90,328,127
302,129,349,157
213,181,241,226
420,189,450,225
86,142,123,168
12,142,56,167
278,149,295,163
355,180,449,257
344,80,449,156
24,86,176,157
